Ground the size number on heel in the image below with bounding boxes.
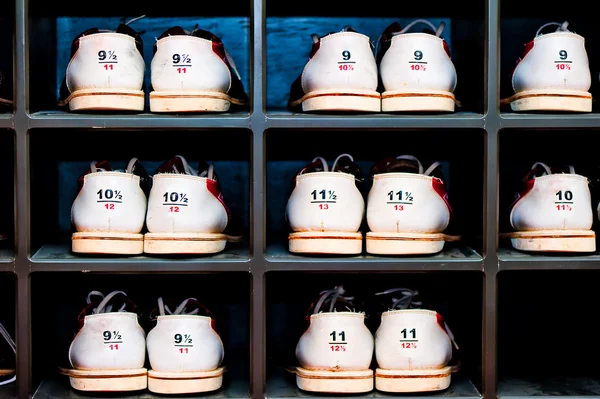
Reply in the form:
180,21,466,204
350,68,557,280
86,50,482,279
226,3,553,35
98,50,117,70
174,333,193,354
173,54,192,73
555,190,573,211
409,50,427,71
399,328,418,349
387,190,414,211
555,50,572,70
163,192,189,213
311,189,337,210
329,330,347,351
103,330,122,350
97,189,123,210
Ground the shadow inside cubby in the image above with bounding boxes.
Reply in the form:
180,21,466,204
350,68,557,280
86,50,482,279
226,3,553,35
265,271,483,398
498,270,600,396
265,129,484,259
265,0,485,115
0,273,16,397
30,272,250,398
0,2,13,113
28,0,251,115
501,2,600,113
29,129,251,261
0,130,14,262
498,129,600,260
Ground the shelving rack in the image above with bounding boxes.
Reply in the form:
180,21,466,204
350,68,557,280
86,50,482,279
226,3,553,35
6,0,600,397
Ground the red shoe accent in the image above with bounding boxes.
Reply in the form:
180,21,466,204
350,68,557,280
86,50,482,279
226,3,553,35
509,178,535,211
207,179,231,217
443,41,451,59
513,40,535,74
436,312,445,330
432,177,453,215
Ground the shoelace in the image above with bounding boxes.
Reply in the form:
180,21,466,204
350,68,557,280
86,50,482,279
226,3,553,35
531,161,575,175
310,153,354,173
157,297,200,316
166,155,214,179
536,21,570,36
312,286,356,314
375,287,459,350
395,155,441,176
375,19,444,58
87,290,128,314
0,322,15,386
90,157,140,174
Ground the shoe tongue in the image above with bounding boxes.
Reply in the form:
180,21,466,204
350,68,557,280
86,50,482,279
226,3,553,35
299,159,328,174
332,156,363,182
157,25,221,42
156,156,198,175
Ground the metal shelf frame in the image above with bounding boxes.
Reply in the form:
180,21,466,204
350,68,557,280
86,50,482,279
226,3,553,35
6,0,595,397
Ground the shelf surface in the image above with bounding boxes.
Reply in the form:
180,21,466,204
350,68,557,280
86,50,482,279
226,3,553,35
27,110,251,129
33,374,249,398
266,242,483,271
500,112,600,128
30,243,250,272
499,248,600,270
0,114,12,129
266,368,481,398
265,111,485,129
0,381,15,399
499,376,600,397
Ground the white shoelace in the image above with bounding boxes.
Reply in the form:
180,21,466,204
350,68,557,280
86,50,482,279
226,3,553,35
157,297,200,316
312,286,356,314
167,155,214,179
531,162,575,175
395,155,441,176
89,157,139,174
536,21,570,36
87,290,128,314
375,19,444,57
307,153,355,173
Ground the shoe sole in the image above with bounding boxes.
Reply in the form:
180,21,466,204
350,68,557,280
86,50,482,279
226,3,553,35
62,367,147,392
288,231,363,255
143,232,226,254
507,89,592,112
375,366,451,393
147,367,224,394
506,229,595,252
58,88,145,111
290,89,381,112
382,89,455,112
366,232,460,255
149,90,246,113
72,232,144,255
295,367,373,393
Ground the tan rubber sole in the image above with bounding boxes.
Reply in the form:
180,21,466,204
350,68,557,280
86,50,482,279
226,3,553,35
61,367,147,392
366,232,460,255
503,229,596,252
295,367,373,393
502,90,592,112
290,89,381,112
144,232,226,254
375,366,451,392
150,90,246,112
148,367,224,394
72,232,144,255
289,231,363,254
59,88,145,111
382,90,455,112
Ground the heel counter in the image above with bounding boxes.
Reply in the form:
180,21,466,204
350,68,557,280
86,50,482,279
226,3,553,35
151,36,231,92
303,33,377,93
67,33,145,92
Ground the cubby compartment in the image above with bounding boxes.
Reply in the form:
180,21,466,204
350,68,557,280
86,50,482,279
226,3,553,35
30,272,250,398
265,271,483,397
500,1,599,114
498,270,600,397
29,129,251,265
0,130,14,264
498,129,600,267
265,0,485,116
265,129,485,264
0,1,13,113
27,0,251,116
0,273,16,398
